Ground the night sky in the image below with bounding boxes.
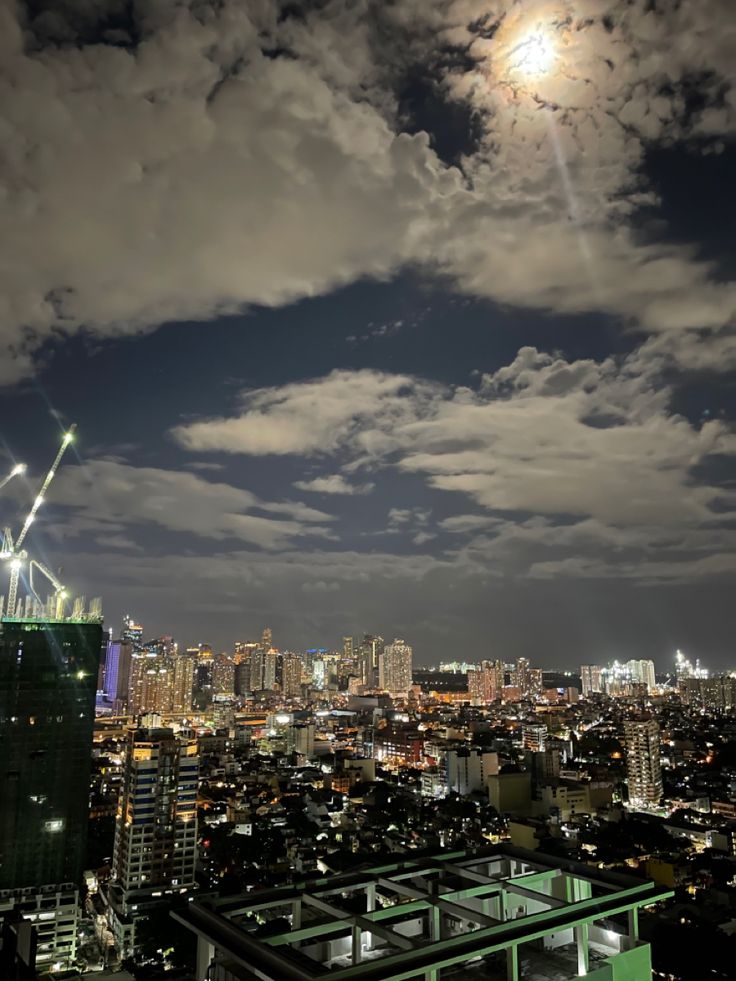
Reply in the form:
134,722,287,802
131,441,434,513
1,0,735,669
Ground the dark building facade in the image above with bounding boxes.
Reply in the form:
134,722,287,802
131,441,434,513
0,618,102,890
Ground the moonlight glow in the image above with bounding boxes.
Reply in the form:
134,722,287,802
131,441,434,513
510,32,556,78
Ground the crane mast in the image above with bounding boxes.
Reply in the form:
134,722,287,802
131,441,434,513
3,427,76,617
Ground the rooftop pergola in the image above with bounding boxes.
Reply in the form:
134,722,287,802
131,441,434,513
175,845,672,981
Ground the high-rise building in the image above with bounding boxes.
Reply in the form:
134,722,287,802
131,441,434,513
522,723,548,753
675,649,707,687
624,717,663,807
625,659,656,692
171,653,195,713
580,664,603,697
108,726,199,957
128,651,173,716
681,675,736,712
249,646,266,691
442,749,499,795
360,634,384,688
512,657,531,697
600,661,630,697
282,653,303,699
528,668,544,701
191,644,214,706
127,646,194,716
103,639,133,708
0,617,102,969
467,660,503,704
212,652,235,695
263,648,278,690
287,723,315,758
233,652,252,695
379,639,413,696
121,616,143,650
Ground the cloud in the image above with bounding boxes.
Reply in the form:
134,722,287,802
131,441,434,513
425,0,736,333
293,474,375,495
177,347,736,526
386,507,432,536
50,458,335,550
0,1,460,383
527,551,736,585
171,343,736,583
0,1,734,382
172,369,442,456
398,346,736,525
439,514,502,534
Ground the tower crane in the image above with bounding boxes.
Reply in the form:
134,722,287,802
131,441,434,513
1,426,76,617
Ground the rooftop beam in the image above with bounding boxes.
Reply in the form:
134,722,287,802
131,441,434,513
378,876,500,930
505,883,566,909
324,883,669,981
302,887,416,952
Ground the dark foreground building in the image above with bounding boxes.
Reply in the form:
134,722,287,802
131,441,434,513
176,845,671,981
0,616,102,969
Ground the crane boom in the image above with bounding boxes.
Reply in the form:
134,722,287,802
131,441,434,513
0,463,26,492
4,426,76,616
14,426,75,552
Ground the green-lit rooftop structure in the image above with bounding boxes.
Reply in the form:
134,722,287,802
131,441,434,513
176,845,671,981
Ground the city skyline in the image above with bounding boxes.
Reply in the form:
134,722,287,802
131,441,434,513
2,4,736,980
0,2,735,667
103,615,701,676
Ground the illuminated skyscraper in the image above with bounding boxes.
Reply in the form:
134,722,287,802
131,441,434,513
127,646,194,716
191,644,214,706
512,657,531,697
212,652,235,695
467,660,503,704
128,652,173,715
121,616,143,650
580,664,603,697
624,717,663,807
675,649,707,688
626,659,656,692
103,638,133,708
379,639,413,696
233,642,258,695
250,646,266,690
263,648,278,690
282,653,303,699
171,653,195,713
0,617,102,969
360,634,384,687
108,726,199,957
